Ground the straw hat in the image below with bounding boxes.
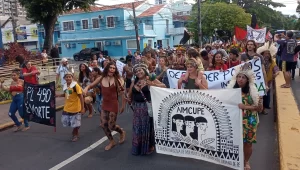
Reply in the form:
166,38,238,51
256,41,278,57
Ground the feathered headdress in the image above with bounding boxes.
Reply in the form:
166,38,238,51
227,63,259,106
133,62,148,74
256,41,278,57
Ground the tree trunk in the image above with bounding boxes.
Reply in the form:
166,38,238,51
43,15,58,53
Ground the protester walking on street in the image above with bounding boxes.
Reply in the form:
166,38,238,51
84,61,126,151
275,31,297,88
78,63,94,118
227,63,262,170
257,42,279,115
0,69,29,132
56,58,74,88
56,72,84,142
178,60,208,89
156,57,170,88
22,61,40,85
127,62,166,155
91,67,102,114
226,48,241,68
208,52,228,71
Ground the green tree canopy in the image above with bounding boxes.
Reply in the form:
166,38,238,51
187,2,251,43
19,0,96,51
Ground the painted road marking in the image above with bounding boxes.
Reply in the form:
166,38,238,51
49,132,117,170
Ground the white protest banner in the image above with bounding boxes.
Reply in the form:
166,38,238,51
167,59,266,96
247,25,266,43
150,87,243,170
116,60,125,75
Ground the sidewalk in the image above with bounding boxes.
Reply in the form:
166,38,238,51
0,97,65,129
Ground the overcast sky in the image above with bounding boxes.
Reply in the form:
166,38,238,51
96,0,299,16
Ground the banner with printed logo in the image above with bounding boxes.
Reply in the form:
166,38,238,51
150,87,243,170
166,59,266,96
247,26,266,43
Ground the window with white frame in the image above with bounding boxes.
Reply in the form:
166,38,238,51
92,18,100,28
62,21,74,31
127,40,137,49
82,19,88,29
107,16,115,28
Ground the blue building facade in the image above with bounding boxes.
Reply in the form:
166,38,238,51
55,1,174,59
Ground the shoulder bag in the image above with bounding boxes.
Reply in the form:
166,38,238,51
139,88,153,117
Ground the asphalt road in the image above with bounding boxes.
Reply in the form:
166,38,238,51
0,101,278,170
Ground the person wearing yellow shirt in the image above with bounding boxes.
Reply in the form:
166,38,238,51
56,72,84,142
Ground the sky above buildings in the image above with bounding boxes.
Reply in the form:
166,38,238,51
96,0,299,16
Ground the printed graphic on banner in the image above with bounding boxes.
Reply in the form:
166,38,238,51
23,82,56,127
150,87,243,170
167,59,266,96
247,26,266,43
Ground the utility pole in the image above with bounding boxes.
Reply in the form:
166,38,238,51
197,0,202,48
132,2,140,52
10,1,18,43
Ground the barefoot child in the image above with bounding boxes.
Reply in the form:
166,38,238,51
56,72,85,142
178,49,205,88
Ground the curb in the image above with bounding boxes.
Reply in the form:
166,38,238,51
0,100,12,105
275,73,300,170
0,105,64,131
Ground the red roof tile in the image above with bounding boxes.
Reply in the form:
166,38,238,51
65,1,145,15
172,14,189,21
137,4,165,18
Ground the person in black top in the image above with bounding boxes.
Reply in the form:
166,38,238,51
50,44,60,66
126,50,133,64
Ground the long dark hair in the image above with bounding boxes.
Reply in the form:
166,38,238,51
102,61,123,93
246,40,257,52
233,75,250,94
212,52,224,68
78,63,91,83
92,67,102,76
133,68,149,85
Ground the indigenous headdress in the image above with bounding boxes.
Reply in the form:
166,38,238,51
133,62,149,74
256,41,278,57
227,63,259,106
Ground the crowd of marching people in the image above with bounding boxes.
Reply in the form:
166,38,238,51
3,30,300,170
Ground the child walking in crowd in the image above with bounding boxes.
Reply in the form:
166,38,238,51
56,72,84,142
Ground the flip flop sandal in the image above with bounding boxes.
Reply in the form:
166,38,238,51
71,136,79,142
280,84,290,88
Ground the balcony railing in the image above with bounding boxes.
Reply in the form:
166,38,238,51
145,25,153,30
167,27,185,35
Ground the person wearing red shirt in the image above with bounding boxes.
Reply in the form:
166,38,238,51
226,48,241,68
208,52,228,71
22,61,40,84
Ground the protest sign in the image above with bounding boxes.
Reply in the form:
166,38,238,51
150,87,243,170
24,82,56,127
167,59,266,96
247,26,266,43
116,60,125,75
